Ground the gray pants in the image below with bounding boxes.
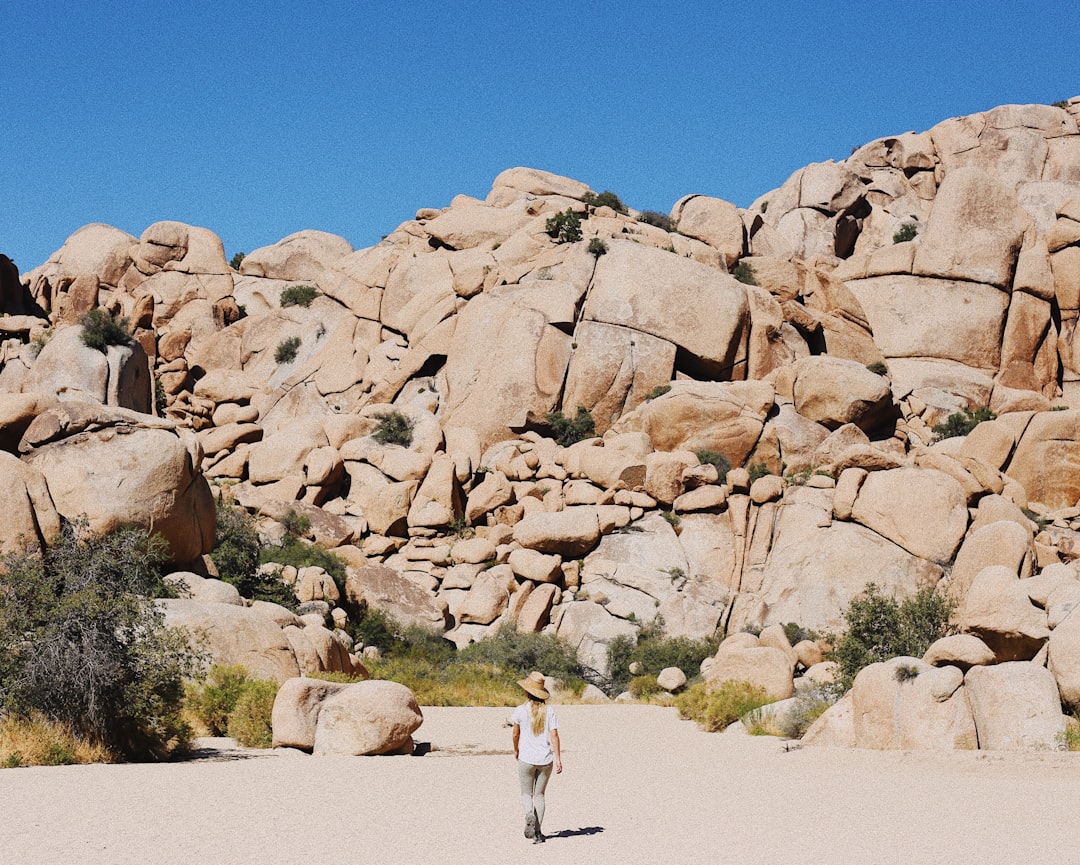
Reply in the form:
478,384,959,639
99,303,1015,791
518,760,553,830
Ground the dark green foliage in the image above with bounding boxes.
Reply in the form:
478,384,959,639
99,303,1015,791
546,406,595,446
1053,100,1070,109
894,663,920,683
274,336,301,364
782,622,816,646
348,604,401,653
828,583,954,690
212,501,298,610
661,510,681,529
694,449,730,482
607,620,719,695
229,252,246,270
279,284,320,308
226,679,278,747
582,190,627,214
732,261,758,286
0,522,202,760
748,463,770,483
932,406,996,440
866,361,888,376
459,624,584,683
154,378,167,414
628,675,660,698
587,237,608,257
892,223,918,244
637,210,674,231
279,509,311,538
645,384,671,400
259,537,346,594
545,209,583,243
80,308,133,352
373,410,415,447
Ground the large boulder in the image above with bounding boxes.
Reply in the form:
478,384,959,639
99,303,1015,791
160,599,300,683
240,230,353,282
705,636,795,701
850,658,976,750
311,680,423,756
20,403,215,562
512,507,602,558
964,662,1066,750
271,677,346,750
1048,609,1080,708
345,565,450,630
1005,409,1080,508
791,356,892,432
0,452,60,554
954,565,1049,661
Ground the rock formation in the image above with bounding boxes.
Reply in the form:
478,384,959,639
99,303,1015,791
5,95,1080,750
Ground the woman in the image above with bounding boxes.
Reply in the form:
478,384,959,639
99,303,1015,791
511,671,563,844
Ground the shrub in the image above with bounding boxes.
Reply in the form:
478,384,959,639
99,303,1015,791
545,209,583,243
227,679,278,748
782,622,817,645
212,501,298,609
0,521,202,761
932,406,996,440
1058,714,1080,751
675,681,771,732
229,252,246,270
892,223,918,244
259,536,347,596
459,624,584,683
661,510,681,529
732,261,758,286
546,406,595,446
748,463,770,483
637,210,674,231
894,662,920,683
80,308,133,352
1053,100,1070,110
694,449,730,482
185,664,252,736
606,620,719,695
0,712,114,767
274,336,301,364
828,582,954,690
29,329,52,358
373,410,415,447
279,284,320,308
645,384,671,400
587,237,608,257
582,190,627,213
629,675,661,698
777,683,842,739
866,360,888,376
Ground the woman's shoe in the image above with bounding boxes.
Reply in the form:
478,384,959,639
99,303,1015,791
533,832,546,844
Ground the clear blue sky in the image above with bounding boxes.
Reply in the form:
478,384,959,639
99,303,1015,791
3,1,1078,273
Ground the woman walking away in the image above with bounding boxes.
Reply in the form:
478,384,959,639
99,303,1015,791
511,671,562,844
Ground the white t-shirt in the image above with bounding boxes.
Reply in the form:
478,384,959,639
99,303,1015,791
512,702,558,766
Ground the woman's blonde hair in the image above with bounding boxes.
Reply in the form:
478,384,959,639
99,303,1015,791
528,695,546,736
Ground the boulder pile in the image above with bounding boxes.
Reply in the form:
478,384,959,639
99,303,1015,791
5,96,1080,749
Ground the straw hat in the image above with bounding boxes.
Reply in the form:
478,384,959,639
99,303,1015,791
517,671,549,700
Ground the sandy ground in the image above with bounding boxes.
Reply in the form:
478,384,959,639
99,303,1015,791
3,704,1080,865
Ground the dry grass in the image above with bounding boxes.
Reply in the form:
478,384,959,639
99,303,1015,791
0,713,115,767
366,657,527,706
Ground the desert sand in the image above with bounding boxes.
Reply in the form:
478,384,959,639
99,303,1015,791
2,704,1079,865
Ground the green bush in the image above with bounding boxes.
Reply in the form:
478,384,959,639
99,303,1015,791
628,675,661,698
186,664,252,736
227,679,278,748
606,621,719,695
645,384,671,400
212,501,298,609
546,406,595,446
229,252,246,270
748,463,770,483
545,209,583,243
459,624,584,683
587,237,608,257
582,190,627,214
637,210,674,231
274,336,301,364
732,261,758,286
675,681,771,732
373,410,415,447
80,308,133,352
259,537,347,595
892,223,918,244
866,360,888,376
694,449,730,482
279,284,320,308
0,521,202,760
932,406,996,440
828,582,954,690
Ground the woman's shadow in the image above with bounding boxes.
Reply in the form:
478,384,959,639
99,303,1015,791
547,826,604,840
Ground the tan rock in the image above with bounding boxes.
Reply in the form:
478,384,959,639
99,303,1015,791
241,230,352,282
0,452,60,554
271,677,347,750
459,564,515,625
792,356,892,431
923,634,996,671
1005,409,1080,508
705,644,795,701
345,565,449,629
644,450,698,505
312,680,423,756
955,565,1049,661
656,667,688,693
670,195,745,267
947,520,1034,601
965,662,1065,750
507,548,562,583
512,507,601,557
516,583,559,633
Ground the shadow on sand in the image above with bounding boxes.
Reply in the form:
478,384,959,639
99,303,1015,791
548,826,605,840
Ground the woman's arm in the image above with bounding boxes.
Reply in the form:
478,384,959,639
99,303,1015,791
512,723,520,760
550,728,562,774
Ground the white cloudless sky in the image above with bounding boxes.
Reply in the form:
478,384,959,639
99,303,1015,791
3,0,1078,272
